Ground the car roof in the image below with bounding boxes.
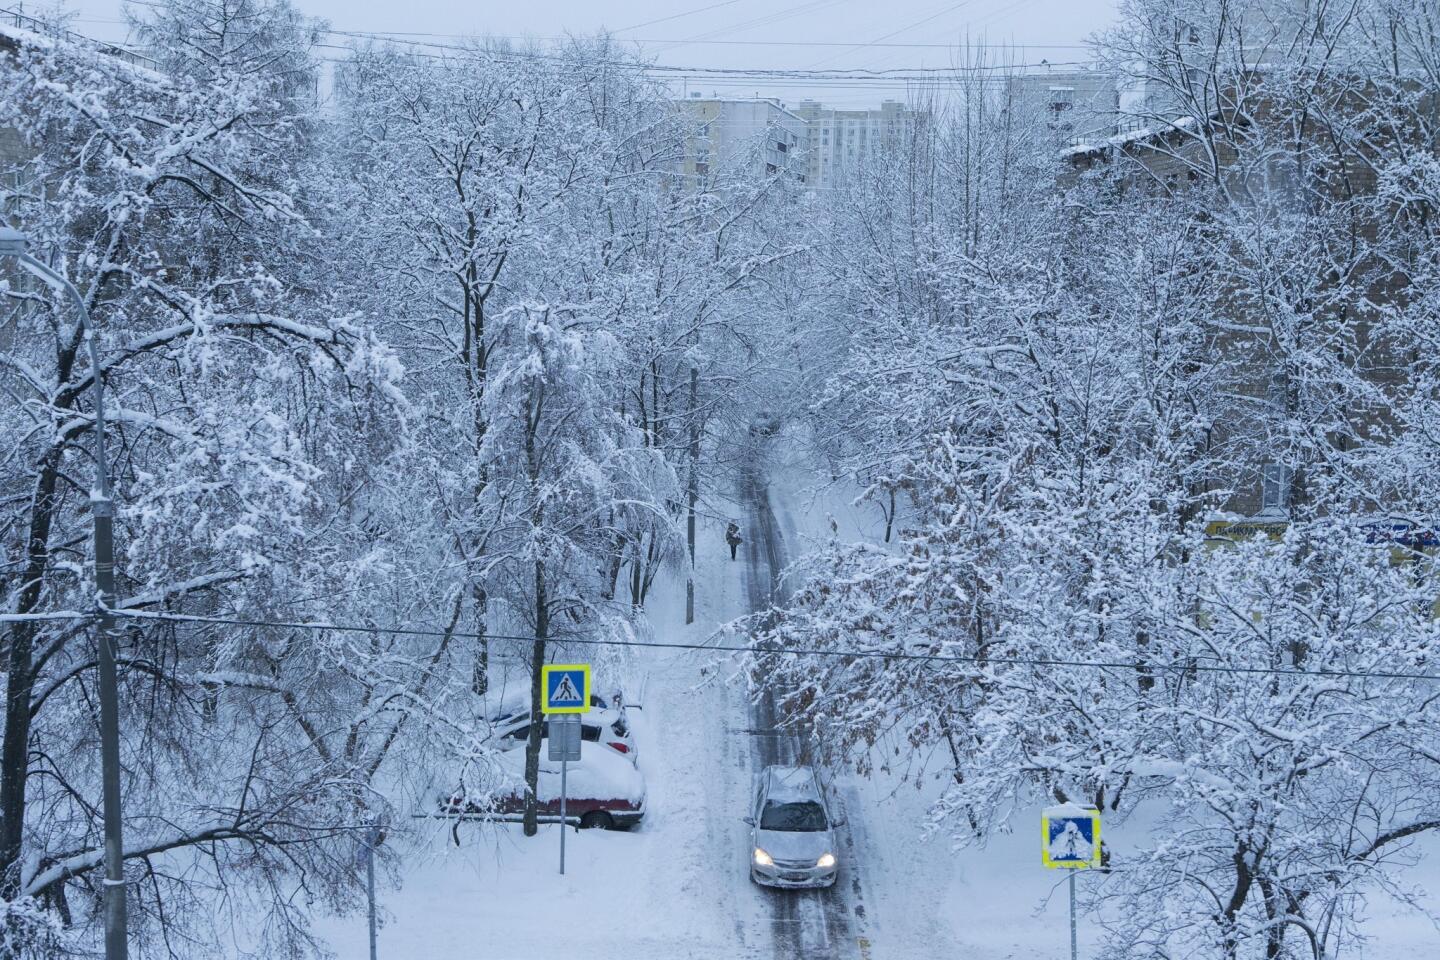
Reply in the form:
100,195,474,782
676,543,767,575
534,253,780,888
490,713,613,736
480,687,622,726
763,765,822,801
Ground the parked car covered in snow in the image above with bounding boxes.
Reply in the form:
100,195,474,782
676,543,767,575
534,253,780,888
745,765,841,888
481,686,638,763
491,707,637,764
442,739,646,830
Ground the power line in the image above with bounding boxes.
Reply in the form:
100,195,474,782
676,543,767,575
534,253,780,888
316,57,1015,91
613,0,749,34
330,32,1090,50
327,31,1084,75
11,607,1438,685
663,0,858,53
810,0,975,69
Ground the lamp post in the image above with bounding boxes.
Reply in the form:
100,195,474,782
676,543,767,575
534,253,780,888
0,225,128,960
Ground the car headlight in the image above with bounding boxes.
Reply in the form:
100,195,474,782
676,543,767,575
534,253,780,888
816,853,836,869
753,848,774,867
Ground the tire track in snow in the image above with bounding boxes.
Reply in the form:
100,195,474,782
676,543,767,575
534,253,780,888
741,456,865,960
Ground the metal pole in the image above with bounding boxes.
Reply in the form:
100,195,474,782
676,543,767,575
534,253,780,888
13,248,127,960
366,824,378,960
559,758,567,875
685,366,698,625
1069,869,1078,960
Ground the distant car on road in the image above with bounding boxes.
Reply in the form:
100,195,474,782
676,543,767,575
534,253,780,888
745,765,841,888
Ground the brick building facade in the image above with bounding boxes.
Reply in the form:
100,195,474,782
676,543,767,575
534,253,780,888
1060,78,1437,519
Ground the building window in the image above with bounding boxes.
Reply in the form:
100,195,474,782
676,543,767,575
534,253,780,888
1260,464,1294,515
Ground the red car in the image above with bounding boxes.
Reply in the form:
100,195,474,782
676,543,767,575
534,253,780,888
442,740,646,831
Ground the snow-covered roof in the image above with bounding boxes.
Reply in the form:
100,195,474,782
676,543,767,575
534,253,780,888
677,97,809,126
1061,115,1200,160
1,13,159,76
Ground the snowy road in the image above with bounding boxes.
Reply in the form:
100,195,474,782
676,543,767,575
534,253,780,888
741,457,868,960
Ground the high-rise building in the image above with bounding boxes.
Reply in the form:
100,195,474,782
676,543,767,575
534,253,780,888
675,95,809,185
792,99,919,187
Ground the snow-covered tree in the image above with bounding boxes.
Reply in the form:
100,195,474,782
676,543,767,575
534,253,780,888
0,3,440,955
749,7,1440,957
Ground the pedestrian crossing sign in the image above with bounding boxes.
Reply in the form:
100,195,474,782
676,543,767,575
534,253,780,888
1041,804,1102,869
541,664,591,714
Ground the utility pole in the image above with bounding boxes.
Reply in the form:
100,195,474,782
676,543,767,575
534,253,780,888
686,366,698,624
0,226,128,960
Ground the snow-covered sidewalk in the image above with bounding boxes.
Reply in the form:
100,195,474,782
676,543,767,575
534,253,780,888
314,507,774,959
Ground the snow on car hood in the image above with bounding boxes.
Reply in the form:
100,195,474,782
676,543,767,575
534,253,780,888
755,827,834,863
494,741,645,803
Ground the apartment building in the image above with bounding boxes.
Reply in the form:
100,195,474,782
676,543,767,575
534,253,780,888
792,99,919,187
1062,77,1437,521
1004,69,1121,146
676,95,809,184
2,11,158,190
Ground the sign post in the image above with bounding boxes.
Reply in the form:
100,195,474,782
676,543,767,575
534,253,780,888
1041,804,1102,960
541,664,590,876
353,821,383,960
364,823,379,960
548,716,582,874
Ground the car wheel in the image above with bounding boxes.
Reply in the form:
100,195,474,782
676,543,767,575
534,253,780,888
579,811,614,830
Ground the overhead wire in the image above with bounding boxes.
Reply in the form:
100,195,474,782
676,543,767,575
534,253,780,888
613,0,750,34
656,0,860,54
327,32,1089,50
12,607,1440,685
809,0,976,69
316,33,1090,78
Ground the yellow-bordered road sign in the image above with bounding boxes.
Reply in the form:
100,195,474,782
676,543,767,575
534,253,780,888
541,663,590,714
1041,804,1102,869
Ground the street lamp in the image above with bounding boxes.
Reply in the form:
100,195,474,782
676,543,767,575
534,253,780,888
0,225,128,960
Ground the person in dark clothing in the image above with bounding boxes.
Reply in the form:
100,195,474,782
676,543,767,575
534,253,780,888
726,521,743,560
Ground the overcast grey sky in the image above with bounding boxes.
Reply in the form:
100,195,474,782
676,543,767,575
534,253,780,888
55,0,1120,107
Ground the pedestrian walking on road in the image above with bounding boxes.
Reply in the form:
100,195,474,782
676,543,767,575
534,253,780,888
726,521,743,560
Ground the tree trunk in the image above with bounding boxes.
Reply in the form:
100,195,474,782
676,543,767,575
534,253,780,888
522,558,548,838
629,539,643,608
0,447,63,897
1220,844,1255,960
471,583,489,696
603,534,624,602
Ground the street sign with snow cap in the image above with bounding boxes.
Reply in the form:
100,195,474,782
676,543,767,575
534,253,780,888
1041,803,1102,869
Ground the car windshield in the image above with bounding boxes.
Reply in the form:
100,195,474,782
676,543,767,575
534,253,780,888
760,800,828,832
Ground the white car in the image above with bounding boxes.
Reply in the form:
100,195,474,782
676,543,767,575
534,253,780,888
490,706,638,764
745,765,842,888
